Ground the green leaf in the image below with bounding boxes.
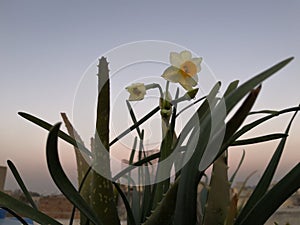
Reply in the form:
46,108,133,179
131,183,140,224
126,100,143,139
18,112,93,158
7,160,38,210
235,110,298,224
143,180,179,225
224,80,239,97
134,131,145,224
177,81,221,148
0,191,62,225
110,83,205,147
224,57,293,114
231,133,288,146
176,95,206,117
173,56,293,225
46,123,103,225
138,133,153,223
229,150,245,184
173,82,221,225
152,89,179,210
110,106,160,146
222,86,262,147
140,174,152,223
238,163,300,225
199,174,209,221
129,137,138,165
113,152,160,181
70,166,93,225
200,85,261,172
249,110,279,115
112,182,137,225
231,105,300,142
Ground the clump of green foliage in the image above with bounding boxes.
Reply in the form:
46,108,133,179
0,52,299,225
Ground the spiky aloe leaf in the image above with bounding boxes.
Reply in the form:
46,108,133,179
235,110,298,224
225,194,238,225
60,113,90,183
203,152,230,225
91,57,120,225
60,113,91,225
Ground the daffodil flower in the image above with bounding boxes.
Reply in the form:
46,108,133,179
162,50,202,90
126,83,146,101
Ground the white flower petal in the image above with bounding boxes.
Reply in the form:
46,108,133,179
176,76,189,90
128,94,144,101
180,82,193,91
191,57,202,72
126,83,146,101
170,52,182,67
192,74,198,83
178,75,198,90
185,76,198,87
161,66,181,83
180,50,192,61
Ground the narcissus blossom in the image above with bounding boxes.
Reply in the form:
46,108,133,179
162,50,202,90
125,83,146,101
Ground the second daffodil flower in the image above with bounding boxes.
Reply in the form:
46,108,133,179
162,50,202,90
126,83,146,101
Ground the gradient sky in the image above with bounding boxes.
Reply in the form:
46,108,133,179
0,0,300,194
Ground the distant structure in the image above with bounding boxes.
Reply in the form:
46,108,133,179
38,195,80,219
0,166,7,191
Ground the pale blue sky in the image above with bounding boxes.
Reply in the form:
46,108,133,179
0,0,299,193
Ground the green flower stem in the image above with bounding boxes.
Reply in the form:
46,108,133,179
165,81,170,98
145,83,163,98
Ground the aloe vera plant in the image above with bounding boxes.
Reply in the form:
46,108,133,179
0,51,299,225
